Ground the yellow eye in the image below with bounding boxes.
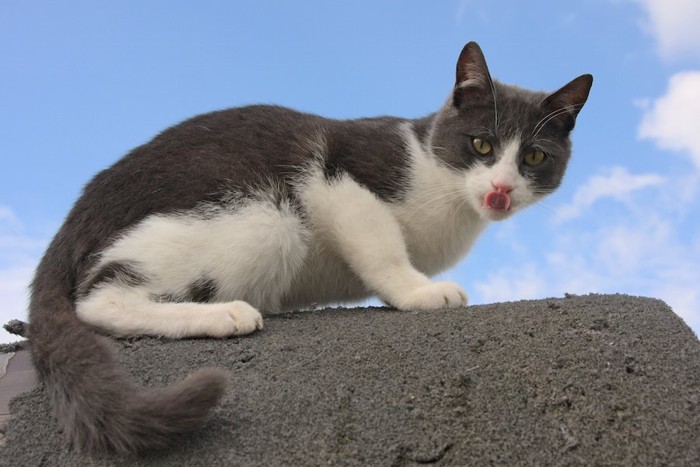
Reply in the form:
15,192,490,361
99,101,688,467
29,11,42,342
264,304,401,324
472,137,492,155
524,149,546,166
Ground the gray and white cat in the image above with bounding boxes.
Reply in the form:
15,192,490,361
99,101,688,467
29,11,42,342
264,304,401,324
28,42,592,454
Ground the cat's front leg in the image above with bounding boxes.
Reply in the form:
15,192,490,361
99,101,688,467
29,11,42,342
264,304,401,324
303,175,467,311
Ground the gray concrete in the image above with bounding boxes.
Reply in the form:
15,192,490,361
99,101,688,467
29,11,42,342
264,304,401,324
1,294,699,466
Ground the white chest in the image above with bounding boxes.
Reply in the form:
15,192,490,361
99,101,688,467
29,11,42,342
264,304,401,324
394,188,487,276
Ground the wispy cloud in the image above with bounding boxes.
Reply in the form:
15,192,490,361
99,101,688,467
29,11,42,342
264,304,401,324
470,207,700,336
473,262,547,303
639,71,700,169
0,205,21,229
0,264,34,330
634,0,700,59
555,166,665,221
455,0,489,26
455,0,471,24
0,205,45,343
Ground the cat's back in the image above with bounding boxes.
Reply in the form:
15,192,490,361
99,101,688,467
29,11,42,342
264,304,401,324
118,104,326,177
83,106,324,210
82,104,412,218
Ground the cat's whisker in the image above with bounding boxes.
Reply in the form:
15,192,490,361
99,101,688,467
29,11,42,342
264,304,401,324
450,195,471,230
486,73,499,133
532,138,565,153
474,126,495,138
431,145,448,155
533,199,569,223
536,104,583,133
403,187,465,214
533,107,572,135
402,188,466,222
532,104,584,139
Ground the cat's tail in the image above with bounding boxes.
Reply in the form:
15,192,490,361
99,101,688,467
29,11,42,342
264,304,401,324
28,253,228,455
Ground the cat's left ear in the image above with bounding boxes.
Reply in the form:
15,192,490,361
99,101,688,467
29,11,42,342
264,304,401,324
454,41,494,108
541,74,593,132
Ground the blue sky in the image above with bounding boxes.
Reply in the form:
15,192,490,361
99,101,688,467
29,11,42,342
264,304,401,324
2,0,699,343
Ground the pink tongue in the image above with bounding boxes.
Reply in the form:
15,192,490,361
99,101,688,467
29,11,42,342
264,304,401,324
484,191,511,210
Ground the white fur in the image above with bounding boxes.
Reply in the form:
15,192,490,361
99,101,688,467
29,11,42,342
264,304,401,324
77,196,306,337
77,124,534,338
395,123,488,275
98,196,308,310
463,136,539,221
77,288,262,338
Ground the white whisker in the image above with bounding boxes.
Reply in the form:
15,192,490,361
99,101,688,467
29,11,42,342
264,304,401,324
532,104,583,138
533,199,568,222
487,75,498,133
402,187,466,223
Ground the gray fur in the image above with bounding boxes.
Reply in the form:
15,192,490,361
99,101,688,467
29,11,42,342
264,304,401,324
28,42,592,455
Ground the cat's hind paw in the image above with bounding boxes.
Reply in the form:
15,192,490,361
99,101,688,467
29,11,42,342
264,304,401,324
394,281,468,311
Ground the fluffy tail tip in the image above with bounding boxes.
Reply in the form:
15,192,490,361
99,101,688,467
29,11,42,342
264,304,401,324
70,367,230,455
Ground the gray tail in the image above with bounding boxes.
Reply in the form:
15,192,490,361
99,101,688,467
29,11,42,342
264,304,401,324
28,258,229,455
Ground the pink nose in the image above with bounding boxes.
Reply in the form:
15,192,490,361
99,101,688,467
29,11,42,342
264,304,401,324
491,181,514,193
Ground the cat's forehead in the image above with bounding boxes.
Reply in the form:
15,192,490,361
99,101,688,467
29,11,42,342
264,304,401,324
461,82,549,141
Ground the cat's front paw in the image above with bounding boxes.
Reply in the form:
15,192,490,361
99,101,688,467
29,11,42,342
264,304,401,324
210,301,264,337
394,281,468,311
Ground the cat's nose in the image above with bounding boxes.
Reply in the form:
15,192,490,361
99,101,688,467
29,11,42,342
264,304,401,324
491,181,514,193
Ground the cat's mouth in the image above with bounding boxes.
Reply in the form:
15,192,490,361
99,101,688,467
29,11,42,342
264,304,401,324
483,190,511,211
480,190,513,220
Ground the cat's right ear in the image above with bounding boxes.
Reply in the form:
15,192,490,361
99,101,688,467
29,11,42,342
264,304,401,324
454,41,493,108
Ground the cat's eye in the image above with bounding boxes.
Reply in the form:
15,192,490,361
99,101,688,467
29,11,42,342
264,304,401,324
472,137,492,155
524,149,546,166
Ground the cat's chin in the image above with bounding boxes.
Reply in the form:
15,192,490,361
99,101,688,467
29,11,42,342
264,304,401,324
479,205,515,221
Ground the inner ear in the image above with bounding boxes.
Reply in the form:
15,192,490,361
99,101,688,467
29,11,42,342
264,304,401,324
454,42,494,108
540,74,593,132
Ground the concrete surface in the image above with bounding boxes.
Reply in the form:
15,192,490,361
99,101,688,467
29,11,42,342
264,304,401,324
0,294,698,466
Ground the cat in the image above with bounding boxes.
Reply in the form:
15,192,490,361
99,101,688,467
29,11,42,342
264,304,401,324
27,41,592,455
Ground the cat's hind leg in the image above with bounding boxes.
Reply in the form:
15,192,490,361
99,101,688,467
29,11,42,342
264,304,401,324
76,282,263,338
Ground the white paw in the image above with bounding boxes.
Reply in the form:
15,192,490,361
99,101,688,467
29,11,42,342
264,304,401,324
211,301,264,337
395,281,468,311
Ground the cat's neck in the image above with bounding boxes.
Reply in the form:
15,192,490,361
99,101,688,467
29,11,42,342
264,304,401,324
391,121,488,275
408,113,437,147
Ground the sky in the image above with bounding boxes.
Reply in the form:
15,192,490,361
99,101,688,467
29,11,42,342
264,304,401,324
1,0,700,343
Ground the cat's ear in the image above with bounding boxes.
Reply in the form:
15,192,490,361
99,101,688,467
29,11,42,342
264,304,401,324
541,74,593,132
454,41,493,108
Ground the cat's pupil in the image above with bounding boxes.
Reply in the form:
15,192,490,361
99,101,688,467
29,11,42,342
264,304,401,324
472,137,492,155
524,149,545,166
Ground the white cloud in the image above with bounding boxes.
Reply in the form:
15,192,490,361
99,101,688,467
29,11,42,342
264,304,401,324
555,166,665,221
456,0,471,23
639,71,700,169
635,0,700,59
468,211,700,337
653,283,700,334
0,264,34,343
0,205,45,344
0,206,21,228
473,263,547,303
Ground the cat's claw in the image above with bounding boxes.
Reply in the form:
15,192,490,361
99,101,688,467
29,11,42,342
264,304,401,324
395,281,468,311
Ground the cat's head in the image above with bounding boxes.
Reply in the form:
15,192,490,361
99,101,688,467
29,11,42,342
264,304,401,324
429,42,592,221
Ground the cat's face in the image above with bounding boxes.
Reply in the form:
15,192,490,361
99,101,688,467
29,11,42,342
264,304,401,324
430,42,592,222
